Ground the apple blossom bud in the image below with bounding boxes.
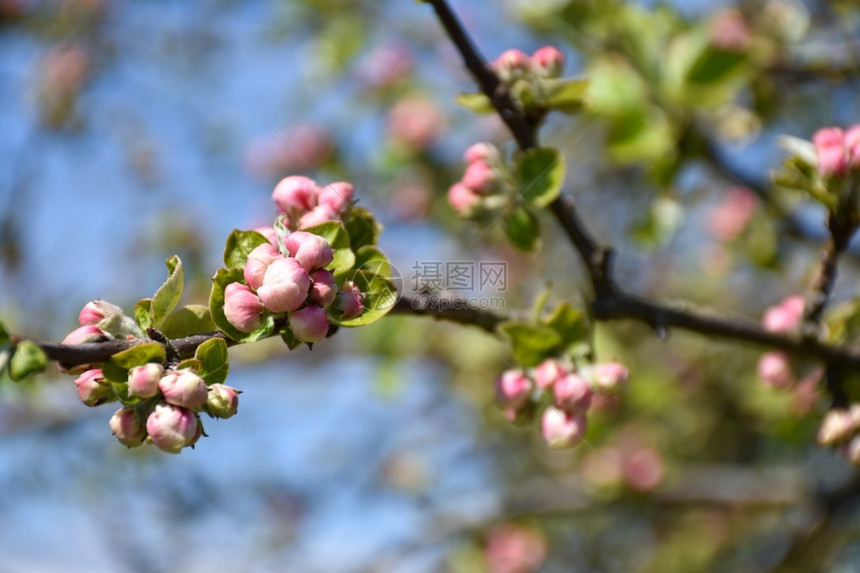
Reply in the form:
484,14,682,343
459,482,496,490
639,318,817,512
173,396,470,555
495,369,532,409
254,226,279,246
553,373,593,415
334,280,364,320
623,447,665,492
317,181,354,213
461,160,497,194
762,296,804,332
309,269,337,307
541,406,587,448
818,406,860,446
146,402,200,454
813,127,848,177
533,359,565,389
62,325,105,345
127,363,164,399
78,300,123,326
591,361,629,392
463,142,499,165
223,282,265,332
493,48,531,80
271,175,319,213
845,125,860,166
257,257,311,312
757,351,794,389
284,231,334,271
531,46,565,77
448,182,481,216
288,305,330,343
299,204,339,229
159,369,208,410
74,368,112,407
206,384,240,419
109,408,146,447
244,243,282,291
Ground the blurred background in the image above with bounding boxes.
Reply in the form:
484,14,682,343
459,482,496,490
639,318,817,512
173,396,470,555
2,0,860,571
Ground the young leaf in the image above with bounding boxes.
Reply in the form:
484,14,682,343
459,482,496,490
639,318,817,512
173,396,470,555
195,337,229,386
0,318,8,345
543,303,587,348
518,148,565,207
280,327,301,350
8,341,48,382
223,229,270,269
152,256,184,328
101,342,166,384
499,322,563,367
685,46,747,86
329,270,397,327
503,206,541,252
454,93,495,114
209,267,275,342
544,78,590,113
344,206,382,251
176,358,201,371
134,298,154,331
353,245,392,278
160,305,217,339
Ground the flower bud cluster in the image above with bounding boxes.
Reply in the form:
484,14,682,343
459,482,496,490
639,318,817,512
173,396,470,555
813,126,860,178
817,404,860,466
488,46,566,117
495,358,629,448
448,142,513,217
223,229,364,341
270,175,353,232
756,295,814,390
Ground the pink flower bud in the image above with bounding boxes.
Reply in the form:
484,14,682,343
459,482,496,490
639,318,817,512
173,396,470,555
271,175,319,214
78,300,123,326
845,125,860,166
757,351,794,389
257,257,311,312
623,447,665,492
447,182,481,216
158,369,208,410
298,204,339,229
533,359,565,389
146,402,200,454
463,142,499,165
813,127,848,177
254,226,279,246
206,384,240,419
553,373,593,415
818,406,860,446
541,407,587,448
243,243,282,291
531,45,565,77
317,181,354,213
334,280,364,320
762,296,804,332
284,231,334,271
288,305,330,343
308,269,337,307
62,325,105,345
127,363,164,399
461,160,496,194
223,282,265,332
495,369,532,409
493,48,531,80
74,368,112,407
591,361,629,392
109,408,146,447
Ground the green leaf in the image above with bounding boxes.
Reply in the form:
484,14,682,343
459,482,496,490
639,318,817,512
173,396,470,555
223,229,270,269
606,109,675,164
503,206,541,251
280,327,302,350
209,267,275,342
685,46,747,86
454,93,495,114
101,342,165,384
543,303,587,348
134,298,154,331
518,148,565,207
329,270,397,327
0,318,8,346
343,207,382,251
9,341,47,382
544,78,590,113
353,246,391,278
499,322,563,367
0,344,12,379
195,338,229,386
303,221,356,277
152,256,184,328
160,305,216,339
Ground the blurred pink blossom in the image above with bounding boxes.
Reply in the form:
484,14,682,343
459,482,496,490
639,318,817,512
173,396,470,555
244,125,333,180
484,524,547,573
706,187,757,242
386,97,447,150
